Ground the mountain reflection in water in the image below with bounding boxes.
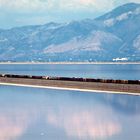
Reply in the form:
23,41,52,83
0,85,140,140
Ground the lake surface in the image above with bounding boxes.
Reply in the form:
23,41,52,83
0,64,140,139
0,85,140,140
0,64,140,80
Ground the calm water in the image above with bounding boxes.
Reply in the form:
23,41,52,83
0,85,140,140
0,64,140,80
0,64,140,139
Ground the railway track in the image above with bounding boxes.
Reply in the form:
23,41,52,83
0,74,140,95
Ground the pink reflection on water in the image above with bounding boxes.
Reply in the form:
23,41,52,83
47,105,121,139
0,115,26,140
0,110,36,140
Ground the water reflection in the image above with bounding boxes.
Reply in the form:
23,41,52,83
0,86,140,140
46,106,121,139
0,111,34,140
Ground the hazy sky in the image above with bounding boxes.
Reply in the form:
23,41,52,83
0,0,140,29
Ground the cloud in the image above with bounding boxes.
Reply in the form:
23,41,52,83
52,0,115,12
0,0,139,13
0,0,139,14
129,0,140,3
0,0,139,28
0,0,54,12
0,0,117,12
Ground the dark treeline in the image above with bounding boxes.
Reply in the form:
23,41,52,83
0,74,140,85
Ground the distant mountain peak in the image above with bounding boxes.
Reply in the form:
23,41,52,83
122,2,140,7
96,2,140,21
0,3,140,62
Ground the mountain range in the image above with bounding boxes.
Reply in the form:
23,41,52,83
0,3,140,62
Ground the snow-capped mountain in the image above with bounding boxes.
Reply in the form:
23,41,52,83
0,3,140,62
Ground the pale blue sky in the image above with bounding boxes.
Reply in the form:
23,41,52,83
0,0,140,29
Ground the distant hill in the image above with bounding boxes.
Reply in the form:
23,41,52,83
0,3,140,62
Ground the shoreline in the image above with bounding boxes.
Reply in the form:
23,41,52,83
0,82,139,96
0,76,140,95
0,62,140,65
